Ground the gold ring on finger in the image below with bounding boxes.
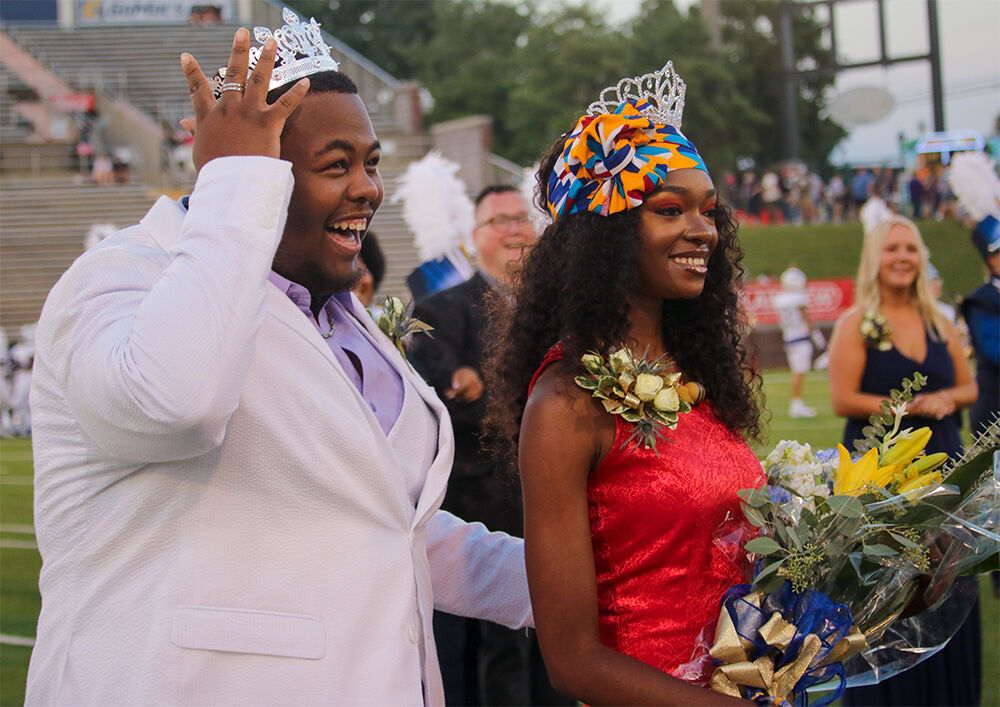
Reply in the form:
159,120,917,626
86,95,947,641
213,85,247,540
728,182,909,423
220,82,245,94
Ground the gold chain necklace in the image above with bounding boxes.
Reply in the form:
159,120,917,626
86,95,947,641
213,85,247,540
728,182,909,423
320,302,337,339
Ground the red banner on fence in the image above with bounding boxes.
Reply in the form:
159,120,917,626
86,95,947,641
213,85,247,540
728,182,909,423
51,93,97,113
742,279,854,326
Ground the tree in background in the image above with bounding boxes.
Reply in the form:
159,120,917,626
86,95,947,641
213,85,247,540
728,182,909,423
622,0,767,176
502,3,630,165
411,0,534,163
290,0,435,79
288,0,845,173
718,0,846,170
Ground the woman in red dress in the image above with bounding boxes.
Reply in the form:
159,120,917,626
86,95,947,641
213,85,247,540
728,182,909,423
484,65,766,705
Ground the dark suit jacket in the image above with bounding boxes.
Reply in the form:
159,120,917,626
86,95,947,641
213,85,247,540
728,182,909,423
962,278,1000,435
410,273,522,535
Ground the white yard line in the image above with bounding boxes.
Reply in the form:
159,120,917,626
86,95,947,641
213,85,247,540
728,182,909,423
0,538,38,549
0,523,34,534
0,633,35,647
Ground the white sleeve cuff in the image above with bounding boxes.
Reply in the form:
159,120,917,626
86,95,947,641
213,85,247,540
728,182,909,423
182,155,295,255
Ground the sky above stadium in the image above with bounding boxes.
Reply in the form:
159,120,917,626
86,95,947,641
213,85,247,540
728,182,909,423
576,0,1000,166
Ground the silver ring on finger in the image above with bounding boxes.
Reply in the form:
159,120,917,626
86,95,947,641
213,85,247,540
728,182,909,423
220,82,245,94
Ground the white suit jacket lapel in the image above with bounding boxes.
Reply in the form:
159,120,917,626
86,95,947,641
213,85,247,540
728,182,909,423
265,285,340,367
343,296,455,523
265,286,423,516
344,295,447,416
264,285,393,440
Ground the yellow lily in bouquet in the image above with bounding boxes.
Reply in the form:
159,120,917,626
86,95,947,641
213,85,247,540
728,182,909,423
833,427,948,497
833,446,897,496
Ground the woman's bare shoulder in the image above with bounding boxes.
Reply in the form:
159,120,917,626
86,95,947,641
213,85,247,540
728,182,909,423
830,306,866,344
525,362,601,418
835,305,864,329
521,362,615,470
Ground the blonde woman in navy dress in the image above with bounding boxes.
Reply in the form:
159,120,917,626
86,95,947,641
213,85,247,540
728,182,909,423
827,214,979,707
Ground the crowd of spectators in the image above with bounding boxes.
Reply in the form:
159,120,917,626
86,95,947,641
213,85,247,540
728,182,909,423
722,158,960,226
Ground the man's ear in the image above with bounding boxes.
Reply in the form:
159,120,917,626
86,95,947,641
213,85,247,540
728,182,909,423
179,118,196,136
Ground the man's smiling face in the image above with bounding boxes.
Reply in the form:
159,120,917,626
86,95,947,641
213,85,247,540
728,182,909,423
273,91,383,301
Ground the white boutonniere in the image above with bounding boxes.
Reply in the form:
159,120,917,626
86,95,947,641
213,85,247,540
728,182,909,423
375,296,433,371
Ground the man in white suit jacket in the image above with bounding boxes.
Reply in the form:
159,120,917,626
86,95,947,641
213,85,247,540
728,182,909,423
26,27,531,705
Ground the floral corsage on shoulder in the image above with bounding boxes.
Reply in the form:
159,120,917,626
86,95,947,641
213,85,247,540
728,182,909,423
859,310,892,351
574,346,705,451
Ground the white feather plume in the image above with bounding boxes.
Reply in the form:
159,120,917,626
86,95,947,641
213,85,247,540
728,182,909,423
519,163,551,233
947,151,1000,222
84,222,118,251
392,152,475,262
859,196,894,235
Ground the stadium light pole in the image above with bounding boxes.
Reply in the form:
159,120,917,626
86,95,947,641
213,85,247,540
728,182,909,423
778,0,946,160
927,0,945,131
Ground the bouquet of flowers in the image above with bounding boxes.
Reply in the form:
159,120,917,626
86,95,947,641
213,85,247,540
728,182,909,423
693,376,999,706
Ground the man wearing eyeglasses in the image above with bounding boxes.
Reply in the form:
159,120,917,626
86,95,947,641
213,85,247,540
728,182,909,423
412,185,536,413
410,186,566,706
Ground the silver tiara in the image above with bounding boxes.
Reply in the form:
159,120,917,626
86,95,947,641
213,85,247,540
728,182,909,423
210,8,340,98
586,61,687,129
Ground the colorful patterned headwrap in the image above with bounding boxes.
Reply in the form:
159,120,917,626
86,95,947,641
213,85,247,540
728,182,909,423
546,99,707,219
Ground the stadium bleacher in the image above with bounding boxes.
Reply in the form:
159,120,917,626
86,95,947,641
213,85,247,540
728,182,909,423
0,61,35,141
5,22,402,133
0,179,157,328
6,24,239,126
0,13,442,335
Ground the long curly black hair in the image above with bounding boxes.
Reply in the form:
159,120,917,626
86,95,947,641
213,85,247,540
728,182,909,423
483,134,764,465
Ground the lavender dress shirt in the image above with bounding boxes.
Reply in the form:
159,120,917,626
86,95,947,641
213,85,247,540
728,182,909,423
267,272,404,435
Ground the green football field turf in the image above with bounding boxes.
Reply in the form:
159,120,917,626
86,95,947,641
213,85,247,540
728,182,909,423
0,437,38,705
738,218,983,301
1,371,996,705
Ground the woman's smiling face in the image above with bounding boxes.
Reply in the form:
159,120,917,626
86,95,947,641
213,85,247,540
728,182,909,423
634,168,719,302
878,223,922,291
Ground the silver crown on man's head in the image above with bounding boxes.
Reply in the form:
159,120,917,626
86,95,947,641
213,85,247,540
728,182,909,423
586,61,687,129
210,8,340,98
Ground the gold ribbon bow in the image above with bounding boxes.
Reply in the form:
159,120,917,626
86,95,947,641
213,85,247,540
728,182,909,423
708,591,868,703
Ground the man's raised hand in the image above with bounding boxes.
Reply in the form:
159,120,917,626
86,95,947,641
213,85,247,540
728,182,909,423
180,28,310,170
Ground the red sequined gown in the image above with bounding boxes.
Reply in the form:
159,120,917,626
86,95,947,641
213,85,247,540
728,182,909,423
531,350,764,679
